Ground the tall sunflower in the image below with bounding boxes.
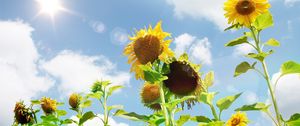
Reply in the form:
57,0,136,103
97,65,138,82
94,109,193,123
224,0,270,27
40,97,57,114
226,112,249,126
124,21,174,79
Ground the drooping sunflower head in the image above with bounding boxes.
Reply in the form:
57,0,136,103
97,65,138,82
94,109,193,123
14,101,34,125
224,0,271,27
163,55,202,97
226,112,249,126
69,93,81,109
124,21,174,79
140,82,161,111
40,97,57,114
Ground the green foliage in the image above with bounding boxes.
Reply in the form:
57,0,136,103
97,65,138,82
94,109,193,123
246,50,274,61
176,115,190,126
280,61,300,76
225,36,248,47
216,93,242,113
114,109,150,122
203,71,214,89
234,62,256,77
235,103,270,111
265,38,280,47
224,24,242,31
253,11,274,30
198,121,224,126
190,116,211,123
286,113,300,126
140,64,168,83
79,111,96,125
198,92,218,105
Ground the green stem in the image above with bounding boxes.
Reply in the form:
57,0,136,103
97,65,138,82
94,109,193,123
103,88,109,126
210,105,219,121
250,27,282,125
159,82,170,126
265,110,279,126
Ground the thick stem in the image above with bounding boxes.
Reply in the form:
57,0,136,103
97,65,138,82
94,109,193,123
103,88,109,126
210,105,219,121
159,82,170,126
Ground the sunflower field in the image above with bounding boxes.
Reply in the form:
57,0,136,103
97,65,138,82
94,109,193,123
10,0,300,126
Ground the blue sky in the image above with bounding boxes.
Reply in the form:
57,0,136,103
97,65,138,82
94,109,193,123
0,0,300,125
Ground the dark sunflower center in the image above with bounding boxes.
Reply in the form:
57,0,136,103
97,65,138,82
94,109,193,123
134,35,162,64
164,61,199,96
231,118,241,126
235,0,255,15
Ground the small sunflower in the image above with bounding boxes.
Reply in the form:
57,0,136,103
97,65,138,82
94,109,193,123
124,21,174,79
14,101,34,125
40,97,57,114
140,82,161,111
226,112,249,126
69,93,81,109
224,0,271,27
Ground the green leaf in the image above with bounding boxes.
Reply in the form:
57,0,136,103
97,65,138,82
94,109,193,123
161,63,170,75
31,100,41,105
41,115,59,122
224,24,241,31
108,85,124,96
246,50,274,61
204,71,214,87
244,32,255,39
140,65,168,83
176,115,190,126
234,62,254,77
190,116,211,123
216,93,242,112
281,61,300,76
79,111,96,125
225,36,248,47
199,121,224,126
107,105,123,112
253,11,274,30
62,119,74,124
265,38,280,46
56,110,67,116
86,92,103,99
114,109,149,122
235,102,270,111
79,100,92,108
287,113,300,122
198,92,218,105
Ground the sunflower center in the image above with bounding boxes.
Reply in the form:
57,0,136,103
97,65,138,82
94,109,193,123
134,35,162,64
141,84,160,103
231,118,241,126
164,61,199,96
235,0,255,15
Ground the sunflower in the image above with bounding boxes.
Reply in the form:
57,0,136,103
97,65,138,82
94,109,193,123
224,0,270,27
69,93,81,109
40,97,57,114
14,101,34,125
124,21,174,79
140,82,161,111
226,112,249,126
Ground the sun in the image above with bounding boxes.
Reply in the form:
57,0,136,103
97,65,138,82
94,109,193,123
36,0,64,18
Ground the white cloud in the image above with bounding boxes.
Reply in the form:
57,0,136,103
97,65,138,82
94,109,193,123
174,33,212,65
90,21,106,33
42,50,130,95
110,27,128,45
284,0,300,7
0,20,54,125
233,42,255,56
244,91,259,104
271,72,300,118
166,0,228,30
69,114,128,126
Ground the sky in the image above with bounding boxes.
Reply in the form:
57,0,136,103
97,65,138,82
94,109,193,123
0,0,300,126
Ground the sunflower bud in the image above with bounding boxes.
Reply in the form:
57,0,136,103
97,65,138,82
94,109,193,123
14,102,33,125
69,93,80,109
140,83,161,111
40,97,57,114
